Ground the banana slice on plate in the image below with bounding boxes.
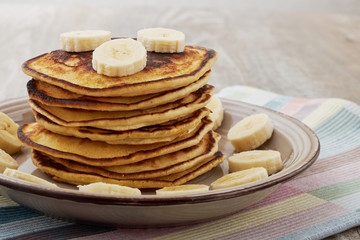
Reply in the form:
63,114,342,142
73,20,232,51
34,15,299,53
78,182,141,195
0,112,18,135
206,95,224,130
227,113,274,152
92,38,147,77
60,30,111,52
0,112,23,154
137,27,185,53
156,184,210,195
228,150,283,175
3,168,57,187
0,149,18,173
210,167,268,190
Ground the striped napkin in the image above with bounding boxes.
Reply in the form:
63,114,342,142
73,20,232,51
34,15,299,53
1,86,360,240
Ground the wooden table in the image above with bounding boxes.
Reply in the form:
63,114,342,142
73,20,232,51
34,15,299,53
1,0,359,238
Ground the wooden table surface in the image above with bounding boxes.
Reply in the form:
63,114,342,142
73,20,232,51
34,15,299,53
1,0,359,238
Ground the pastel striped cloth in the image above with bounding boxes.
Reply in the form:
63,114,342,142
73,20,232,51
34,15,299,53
1,85,360,240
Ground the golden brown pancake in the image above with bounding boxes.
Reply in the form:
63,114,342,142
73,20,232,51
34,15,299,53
18,117,214,166
33,108,210,144
31,150,225,188
22,46,217,97
37,131,220,179
56,131,218,177
28,85,214,131
27,71,210,111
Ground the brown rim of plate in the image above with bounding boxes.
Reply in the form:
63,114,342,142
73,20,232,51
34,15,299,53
0,98,320,206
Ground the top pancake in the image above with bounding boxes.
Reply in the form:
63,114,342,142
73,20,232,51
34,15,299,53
22,46,217,97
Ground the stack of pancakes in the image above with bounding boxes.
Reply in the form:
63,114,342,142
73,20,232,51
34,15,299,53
19,46,225,188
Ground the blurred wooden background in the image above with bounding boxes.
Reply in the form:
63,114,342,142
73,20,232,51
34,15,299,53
0,0,359,238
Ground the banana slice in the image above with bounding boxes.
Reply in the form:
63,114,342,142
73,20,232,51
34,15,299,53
206,95,224,130
0,149,18,173
137,27,185,53
78,182,141,195
0,112,23,154
0,112,18,135
228,150,283,175
227,113,274,152
3,168,57,187
156,184,209,196
92,38,147,77
60,30,111,52
211,167,268,190
0,130,23,155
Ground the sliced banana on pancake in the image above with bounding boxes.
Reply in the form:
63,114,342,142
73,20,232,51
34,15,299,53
19,116,214,166
32,150,225,188
78,182,141,195
92,38,147,77
3,168,57,187
137,28,185,53
27,71,210,111
22,46,217,97
60,30,111,52
156,184,209,195
28,85,214,131
34,108,209,145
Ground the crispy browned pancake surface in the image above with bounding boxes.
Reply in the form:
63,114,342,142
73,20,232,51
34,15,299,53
28,85,214,130
22,46,217,97
32,150,225,188
38,131,220,179
18,117,214,166
33,108,210,144
27,71,210,111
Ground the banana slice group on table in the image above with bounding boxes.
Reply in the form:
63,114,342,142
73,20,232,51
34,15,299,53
228,150,283,175
78,182,141,195
60,30,111,52
0,149,18,173
156,184,210,195
206,95,224,130
137,28,185,53
227,113,274,152
3,168,57,187
0,112,23,154
211,167,268,190
92,38,147,77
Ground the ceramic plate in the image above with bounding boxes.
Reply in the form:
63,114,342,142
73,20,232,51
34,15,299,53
0,97,320,227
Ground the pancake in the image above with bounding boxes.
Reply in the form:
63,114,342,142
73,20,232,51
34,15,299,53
33,108,210,144
28,85,214,131
31,150,225,188
18,117,214,166
22,46,217,97
27,71,210,111
37,131,220,179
